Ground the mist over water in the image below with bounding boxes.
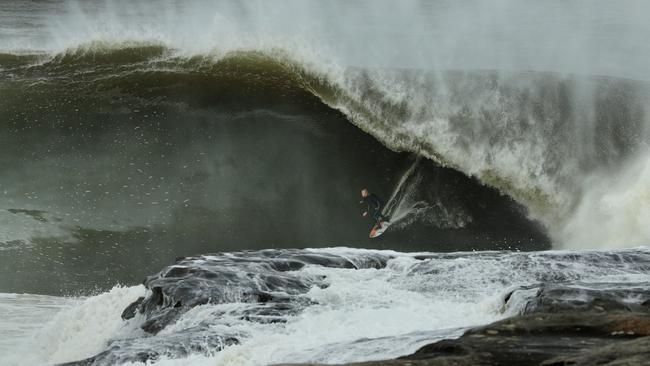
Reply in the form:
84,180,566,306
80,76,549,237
4,0,650,80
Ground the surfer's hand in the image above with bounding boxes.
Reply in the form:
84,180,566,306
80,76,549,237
362,212,367,217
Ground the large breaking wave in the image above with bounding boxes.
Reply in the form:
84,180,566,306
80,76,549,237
5,41,649,249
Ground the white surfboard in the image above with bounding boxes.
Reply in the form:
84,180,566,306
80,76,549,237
369,221,390,238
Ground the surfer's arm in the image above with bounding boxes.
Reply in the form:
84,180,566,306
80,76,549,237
360,198,370,216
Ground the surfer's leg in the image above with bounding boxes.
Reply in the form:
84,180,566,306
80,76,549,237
372,211,383,227
375,210,389,222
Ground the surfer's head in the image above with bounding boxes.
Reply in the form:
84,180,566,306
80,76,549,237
361,188,369,197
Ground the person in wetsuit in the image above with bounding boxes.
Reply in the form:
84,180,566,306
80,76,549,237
360,188,388,227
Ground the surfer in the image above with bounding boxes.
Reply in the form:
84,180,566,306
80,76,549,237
360,188,388,228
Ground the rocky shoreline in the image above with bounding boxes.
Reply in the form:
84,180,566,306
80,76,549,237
280,281,650,366
57,297,650,366
279,304,650,366
58,249,650,366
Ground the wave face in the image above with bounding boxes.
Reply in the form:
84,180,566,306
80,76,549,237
0,47,552,294
3,247,650,366
6,43,650,250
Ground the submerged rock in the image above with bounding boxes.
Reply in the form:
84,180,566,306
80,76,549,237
120,296,143,320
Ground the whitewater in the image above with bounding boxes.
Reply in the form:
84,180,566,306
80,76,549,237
2,1,650,365
3,247,650,366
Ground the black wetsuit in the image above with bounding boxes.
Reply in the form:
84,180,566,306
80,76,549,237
361,193,387,223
